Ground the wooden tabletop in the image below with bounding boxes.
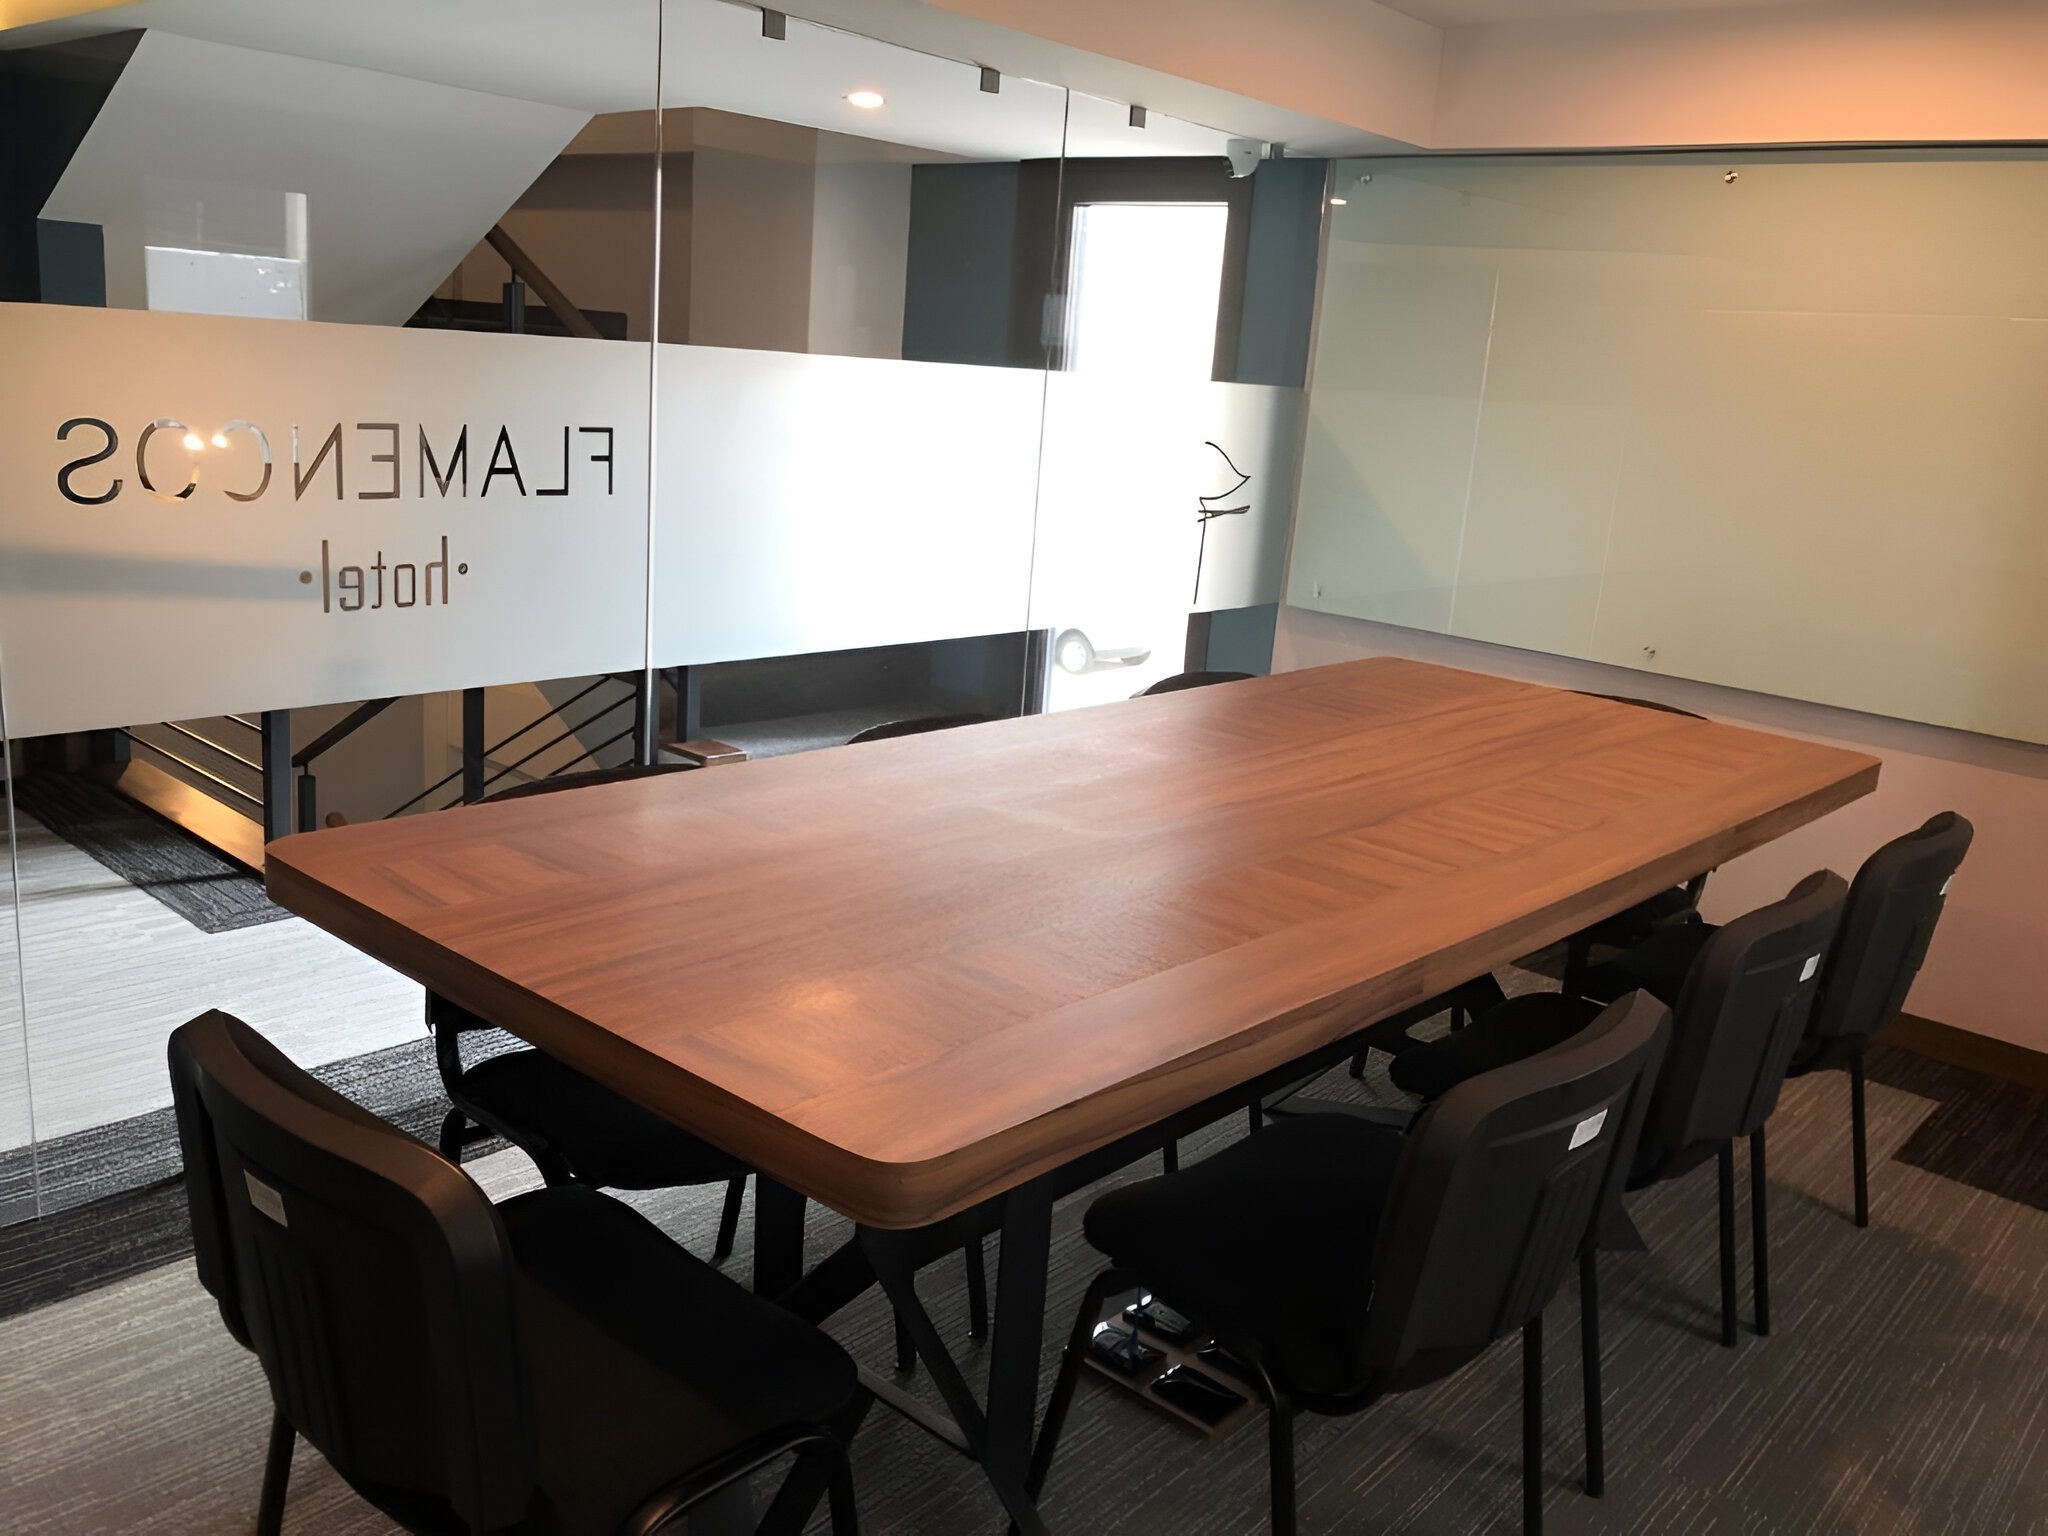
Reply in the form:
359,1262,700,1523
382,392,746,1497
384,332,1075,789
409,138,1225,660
266,659,1878,1228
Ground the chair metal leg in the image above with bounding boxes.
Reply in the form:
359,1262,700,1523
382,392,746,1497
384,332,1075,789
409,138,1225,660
1717,1140,1738,1348
894,1306,917,1375
1162,1141,1179,1174
1523,1314,1544,1536
1347,1050,1367,1079
1562,934,1592,1001
1248,1103,1263,1136
1026,1268,1131,1500
256,1409,294,1536
1579,1249,1604,1497
825,1438,860,1536
1750,1127,1771,1337
1268,1400,1299,1536
437,1107,467,1165
1850,1046,1871,1229
965,1236,990,1342
713,1174,746,1265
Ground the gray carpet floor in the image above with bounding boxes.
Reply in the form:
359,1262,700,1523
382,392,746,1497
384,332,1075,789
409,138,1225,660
8,770,288,933
2,1020,2045,1534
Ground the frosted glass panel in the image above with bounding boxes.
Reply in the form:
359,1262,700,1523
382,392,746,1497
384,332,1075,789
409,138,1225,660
0,304,652,738
1292,152,2048,744
652,348,1045,664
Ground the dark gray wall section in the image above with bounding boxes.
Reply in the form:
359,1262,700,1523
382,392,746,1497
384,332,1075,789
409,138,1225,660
1206,603,1279,675
901,162,1019,367
36,219,105,306
1233,158,1327,387
0,32,138,305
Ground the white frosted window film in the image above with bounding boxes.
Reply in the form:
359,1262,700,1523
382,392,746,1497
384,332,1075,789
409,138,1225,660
1065,203,1230,378
1031,374,1303,709
1290,153,2048,745
0,304,651,737
651,347,1044,665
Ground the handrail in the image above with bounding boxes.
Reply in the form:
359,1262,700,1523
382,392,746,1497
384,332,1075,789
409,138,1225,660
293,697,398,769
159,719,263,774
549,726,635,778
384,675,634,818
122,731,263,807
476,694,634,795
484,225,603,341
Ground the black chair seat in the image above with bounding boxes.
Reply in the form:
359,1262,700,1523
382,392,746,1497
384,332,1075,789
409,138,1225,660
1577,886,1700,954
1084,1114,1405,1399
463,1048,744,1191
502,1186,860,1536
1581,920,1712,1007
1387,993,1603,1103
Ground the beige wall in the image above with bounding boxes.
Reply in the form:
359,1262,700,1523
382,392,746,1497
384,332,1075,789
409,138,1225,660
924,0,1441,146
1274,606,2048,1053
1433,0,2048,148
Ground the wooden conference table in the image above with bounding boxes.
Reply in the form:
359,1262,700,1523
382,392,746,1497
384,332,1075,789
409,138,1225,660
266,658,1878,1532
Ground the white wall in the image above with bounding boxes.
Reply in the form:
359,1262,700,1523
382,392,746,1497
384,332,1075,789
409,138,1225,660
42,30,587,326
809,158,912,361
1433,0,2048,148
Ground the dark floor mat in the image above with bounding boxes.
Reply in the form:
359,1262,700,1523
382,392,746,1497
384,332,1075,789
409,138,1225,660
7,770,288,933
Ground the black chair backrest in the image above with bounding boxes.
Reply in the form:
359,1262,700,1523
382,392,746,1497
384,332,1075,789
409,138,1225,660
1637,870,1848,1177
1360,991,1670,1384
846,713,992,743
1576,691,1707,721
484,759,691,803
1808,812,1972,1050
169,1011,533,1531
1136,671,1253,697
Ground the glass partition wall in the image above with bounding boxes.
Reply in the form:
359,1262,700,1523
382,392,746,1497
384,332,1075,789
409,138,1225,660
0,0,1307,1221
0,0,667,1218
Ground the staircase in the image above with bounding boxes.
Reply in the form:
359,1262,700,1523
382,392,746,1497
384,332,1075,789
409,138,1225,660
98,714,280,869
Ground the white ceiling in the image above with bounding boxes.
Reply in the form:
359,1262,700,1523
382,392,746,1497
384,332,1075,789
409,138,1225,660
1376,0,1817,24
5,0,1253,160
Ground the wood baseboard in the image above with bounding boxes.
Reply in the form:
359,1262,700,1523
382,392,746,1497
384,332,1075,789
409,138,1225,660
1879,1013,2048,1093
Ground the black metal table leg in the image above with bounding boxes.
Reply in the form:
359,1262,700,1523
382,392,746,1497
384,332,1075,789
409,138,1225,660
858,1178,1055,1535
754,1176,807,1300
983,1178,1056,1536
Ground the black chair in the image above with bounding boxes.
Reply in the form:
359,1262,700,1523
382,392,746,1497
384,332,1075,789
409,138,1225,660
169,1010,865,1536
1031,991,1671,1535
431,762,750,1266
1392,870,1847,1351
847,713,993,743
1558,694,1715,994
1577,812,1973,1227
1135,670,1253,696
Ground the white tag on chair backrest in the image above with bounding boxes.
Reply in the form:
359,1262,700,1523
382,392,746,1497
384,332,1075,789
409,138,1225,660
245,1170,289,1227
1569,1109,1608,1150
1800,954,1820,982
1941,876,1954,896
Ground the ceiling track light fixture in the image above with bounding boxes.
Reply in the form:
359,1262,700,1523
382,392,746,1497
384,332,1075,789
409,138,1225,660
980,65,1000,95
760,7,785,40
1128,104,1147,130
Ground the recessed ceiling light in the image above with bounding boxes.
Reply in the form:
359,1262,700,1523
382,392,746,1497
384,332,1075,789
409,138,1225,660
1328,197,1348,206
845,89,885,110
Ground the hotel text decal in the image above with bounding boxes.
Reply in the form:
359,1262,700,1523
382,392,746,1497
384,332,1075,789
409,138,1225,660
52,417,615,614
